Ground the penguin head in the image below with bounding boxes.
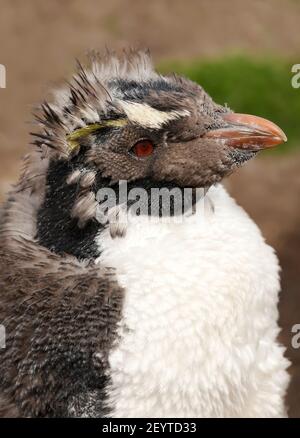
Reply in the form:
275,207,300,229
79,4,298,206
30,51,286,258
34,51,286,188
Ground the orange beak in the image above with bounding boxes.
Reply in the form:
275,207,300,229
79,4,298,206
204,113,287,150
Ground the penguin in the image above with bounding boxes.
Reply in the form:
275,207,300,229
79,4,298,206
0,50,290,418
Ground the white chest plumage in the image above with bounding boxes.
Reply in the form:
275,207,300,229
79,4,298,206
96,185,289,418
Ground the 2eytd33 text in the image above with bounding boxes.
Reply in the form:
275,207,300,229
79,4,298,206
102,422,197,434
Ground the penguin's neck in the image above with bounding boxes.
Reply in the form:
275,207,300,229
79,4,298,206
36,159,102,259
36,158,204,260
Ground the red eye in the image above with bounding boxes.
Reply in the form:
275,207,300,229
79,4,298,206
131,140,154,158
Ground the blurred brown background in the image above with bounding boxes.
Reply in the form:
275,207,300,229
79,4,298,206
0,0,299,417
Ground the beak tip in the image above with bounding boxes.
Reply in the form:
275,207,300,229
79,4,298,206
274,125,287,144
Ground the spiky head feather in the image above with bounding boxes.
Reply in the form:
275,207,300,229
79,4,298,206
32,50,190,158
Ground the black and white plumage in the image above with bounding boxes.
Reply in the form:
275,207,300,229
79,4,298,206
0,51,289,417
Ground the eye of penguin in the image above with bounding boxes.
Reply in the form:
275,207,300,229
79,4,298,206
131,139,154,158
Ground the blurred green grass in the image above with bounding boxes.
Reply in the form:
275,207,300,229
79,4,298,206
159,56,300,154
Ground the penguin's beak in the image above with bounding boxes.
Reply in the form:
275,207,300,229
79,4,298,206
205,113,287,150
